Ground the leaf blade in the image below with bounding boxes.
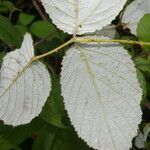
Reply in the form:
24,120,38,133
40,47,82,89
122,0,150,35
137,14,150,51
41,0,126,35
61,37,142,150
0,33,51,126
0,15,23,47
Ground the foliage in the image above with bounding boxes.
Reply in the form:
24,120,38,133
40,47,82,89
0,0,149,150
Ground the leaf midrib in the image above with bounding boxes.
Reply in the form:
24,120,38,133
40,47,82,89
0,59,33,98
77,44,117,150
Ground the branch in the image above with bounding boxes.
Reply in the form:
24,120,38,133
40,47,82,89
34,30,58,47
32,0,48,21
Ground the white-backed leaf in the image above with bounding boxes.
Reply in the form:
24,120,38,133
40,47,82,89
134,123,150,149
61,37,142,150
94,25,117,39
0,33,51,126
122,0,150,35
41,0,126,35
134,132,145,149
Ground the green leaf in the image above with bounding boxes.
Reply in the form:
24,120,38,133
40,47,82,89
0,7,8,13
37,38,61,53
135,57,150,73
120,36,136,54
0,137,20,150
15,25,27,36
137,14,150,51
32,125,57,150
0,51,5,65
51,129,90,150
19,13,35,26
40,74,66,128
0,1,16,13
0,118,45,145
0,15,23,47
137,70,147,99
143,123,150,141
30,21,58,40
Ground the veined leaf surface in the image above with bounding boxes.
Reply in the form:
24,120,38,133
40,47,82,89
0,33,51,126
41,0,126,35
61,37,142,150
94,25,116,39
122,0,150,35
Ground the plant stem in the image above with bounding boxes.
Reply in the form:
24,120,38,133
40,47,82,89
34,30,58,47
76,37,150,46
32,0,48,21
33,38,74,60
32,37,150,60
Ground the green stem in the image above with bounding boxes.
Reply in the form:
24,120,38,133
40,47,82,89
76,37,150,46
33,37,150,60
33,38,74,61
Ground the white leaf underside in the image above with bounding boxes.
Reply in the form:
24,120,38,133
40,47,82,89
41,0,127,35
122,0,150,35
94,25,117,39
61,37,142,150
0,33,51,126
134,132,145,149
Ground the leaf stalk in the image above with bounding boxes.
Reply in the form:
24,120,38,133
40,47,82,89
33,38,75,61
33,37,150,60
76,37,150,46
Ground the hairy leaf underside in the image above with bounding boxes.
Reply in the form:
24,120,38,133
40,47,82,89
0,34,51,126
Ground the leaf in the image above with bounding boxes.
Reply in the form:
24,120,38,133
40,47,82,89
37,38,61,53
15,25,27,36
32,125,57,150
134,124,150,149
30,21,57,40
0,15,23,47
51,129,90,150
122,0,150,35
61,36,142,150
0,137,20,150
41,0,126,35
19,13,35,26
0,33,51,126
0,52,5,66
137,14,150,51
143,123,150,141
1,1,15,10
93,25,116,39
137,70,147,99
135,57,150,73
0,118,45,145
90,25,117,39
0,1,16,13
120,36,137,51
41,74,65,128
134,132,145,149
